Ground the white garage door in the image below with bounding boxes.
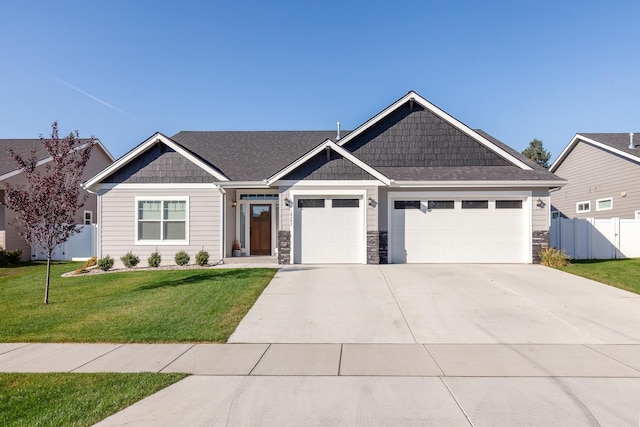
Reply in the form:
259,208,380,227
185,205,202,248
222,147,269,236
294,196,364,264
390,197,529,263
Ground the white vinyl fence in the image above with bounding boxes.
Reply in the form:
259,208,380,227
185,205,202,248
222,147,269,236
550,217,640,259
31,225,97,261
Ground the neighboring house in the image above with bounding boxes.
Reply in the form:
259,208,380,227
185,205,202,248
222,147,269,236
0,138,114,260
550,133,640,220
84,91,565,266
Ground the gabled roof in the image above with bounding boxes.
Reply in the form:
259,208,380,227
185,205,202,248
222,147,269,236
83,132,229,189
336,91,534,171
550,133,640,172
0,138,113,181
266,139,391,185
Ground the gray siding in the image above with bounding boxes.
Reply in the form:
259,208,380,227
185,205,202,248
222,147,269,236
345,102,511,167
551,142,640,219
103,145,214,184
99,187,221,267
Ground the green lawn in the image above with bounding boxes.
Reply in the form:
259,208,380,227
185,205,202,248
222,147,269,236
0,372,186,427
558,258,640,295
0,262,276,342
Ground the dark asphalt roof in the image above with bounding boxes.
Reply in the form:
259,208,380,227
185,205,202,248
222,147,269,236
171,131,343,181
376,166,562,181
579,133,640,157
0,138,96,177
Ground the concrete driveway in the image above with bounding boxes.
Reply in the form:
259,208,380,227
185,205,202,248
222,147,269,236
229,264,640,344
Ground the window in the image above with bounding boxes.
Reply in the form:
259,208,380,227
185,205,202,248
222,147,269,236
332,199,359,208
496,200,523,209
576,201,590,213
83,210,93,225
137,199,187,242
298,199,325,208
427,200,454,210
394,200,421,209
239,194,278,200
551,211,560,219
596,198,613,211
462,200,488,209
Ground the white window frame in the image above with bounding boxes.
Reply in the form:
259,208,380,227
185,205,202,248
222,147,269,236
134,196,189,245
576,201,590,213
83,210,93,225
595,197,613,211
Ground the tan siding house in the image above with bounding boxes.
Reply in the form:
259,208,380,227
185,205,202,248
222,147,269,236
0,139,113,260
85,91,565,266
550,133,640,220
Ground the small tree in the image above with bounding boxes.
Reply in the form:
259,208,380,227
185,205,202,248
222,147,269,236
522,138,551,169
2,122,95,304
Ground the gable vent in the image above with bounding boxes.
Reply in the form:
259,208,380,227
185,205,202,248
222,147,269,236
630,132,635,149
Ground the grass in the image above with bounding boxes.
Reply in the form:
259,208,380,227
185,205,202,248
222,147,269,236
0,261,276,342
558,258,640,295
0,372,186,427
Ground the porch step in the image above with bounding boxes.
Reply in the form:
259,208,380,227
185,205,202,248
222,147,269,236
223,256,278,264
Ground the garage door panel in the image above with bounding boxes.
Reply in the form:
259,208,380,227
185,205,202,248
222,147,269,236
391,197,528,263
294,198,364,264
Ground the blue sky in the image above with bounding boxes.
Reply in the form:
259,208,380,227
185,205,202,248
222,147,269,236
1,1,639,161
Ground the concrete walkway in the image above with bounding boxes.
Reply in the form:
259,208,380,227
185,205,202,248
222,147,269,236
2,342,640,426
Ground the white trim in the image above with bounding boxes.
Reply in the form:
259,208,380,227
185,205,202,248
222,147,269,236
217,181,271,188
289,189,367,265
275,180,386,187
93,183,220,190
266,140,391,185
134,196,190,246
386,190,532,264
550,133,640,172
335,91,533,170
390,180,566,188
83,210,93,225
635,210,640,220
235,189,279,256
576,200,591,213
595,197,613,211
84,132,229,190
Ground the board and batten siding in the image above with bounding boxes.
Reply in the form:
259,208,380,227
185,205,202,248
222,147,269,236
551,142,640,219
99,187,221,267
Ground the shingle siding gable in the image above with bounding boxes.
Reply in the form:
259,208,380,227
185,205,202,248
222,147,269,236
282,151,376,180
345,102,511,168
103,144,213,184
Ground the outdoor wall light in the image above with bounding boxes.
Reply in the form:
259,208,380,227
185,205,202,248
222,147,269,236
368,197,377,208
284,197,292,207
536,198,546,208
232,200,237,208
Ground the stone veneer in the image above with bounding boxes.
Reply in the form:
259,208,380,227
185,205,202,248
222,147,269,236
379,231,388,264
277,231,291,264
532,230,549,264
367,231,380,264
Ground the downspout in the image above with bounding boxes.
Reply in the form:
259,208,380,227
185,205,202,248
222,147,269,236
215,184,226,265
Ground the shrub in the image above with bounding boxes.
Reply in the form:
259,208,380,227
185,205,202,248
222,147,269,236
148,250,162,268
98,255,114,271
0,247,23,266
120,251,140,268
196,249,209,266
175,250,190,266
75,256,98,274
539,247,571,268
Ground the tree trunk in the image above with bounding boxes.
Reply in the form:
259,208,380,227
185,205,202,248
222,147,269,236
44,253,51,305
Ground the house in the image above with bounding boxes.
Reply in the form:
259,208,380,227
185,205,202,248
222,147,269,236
0,138,114,260
84,91,565,266
550,133,640,220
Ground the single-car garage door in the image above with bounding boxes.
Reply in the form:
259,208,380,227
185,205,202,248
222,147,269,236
294,196,365,264
390,197,529,263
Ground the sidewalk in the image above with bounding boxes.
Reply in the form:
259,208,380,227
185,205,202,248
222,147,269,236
3,343,640,426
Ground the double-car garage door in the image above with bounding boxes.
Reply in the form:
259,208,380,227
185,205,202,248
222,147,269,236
390,196,529,263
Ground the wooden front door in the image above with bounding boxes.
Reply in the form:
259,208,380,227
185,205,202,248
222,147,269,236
250,204,271,255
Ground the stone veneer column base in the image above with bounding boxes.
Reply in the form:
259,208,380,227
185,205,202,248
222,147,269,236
367,231,380,264
532,230,549,264
278,231,291,264
379,231,388,264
